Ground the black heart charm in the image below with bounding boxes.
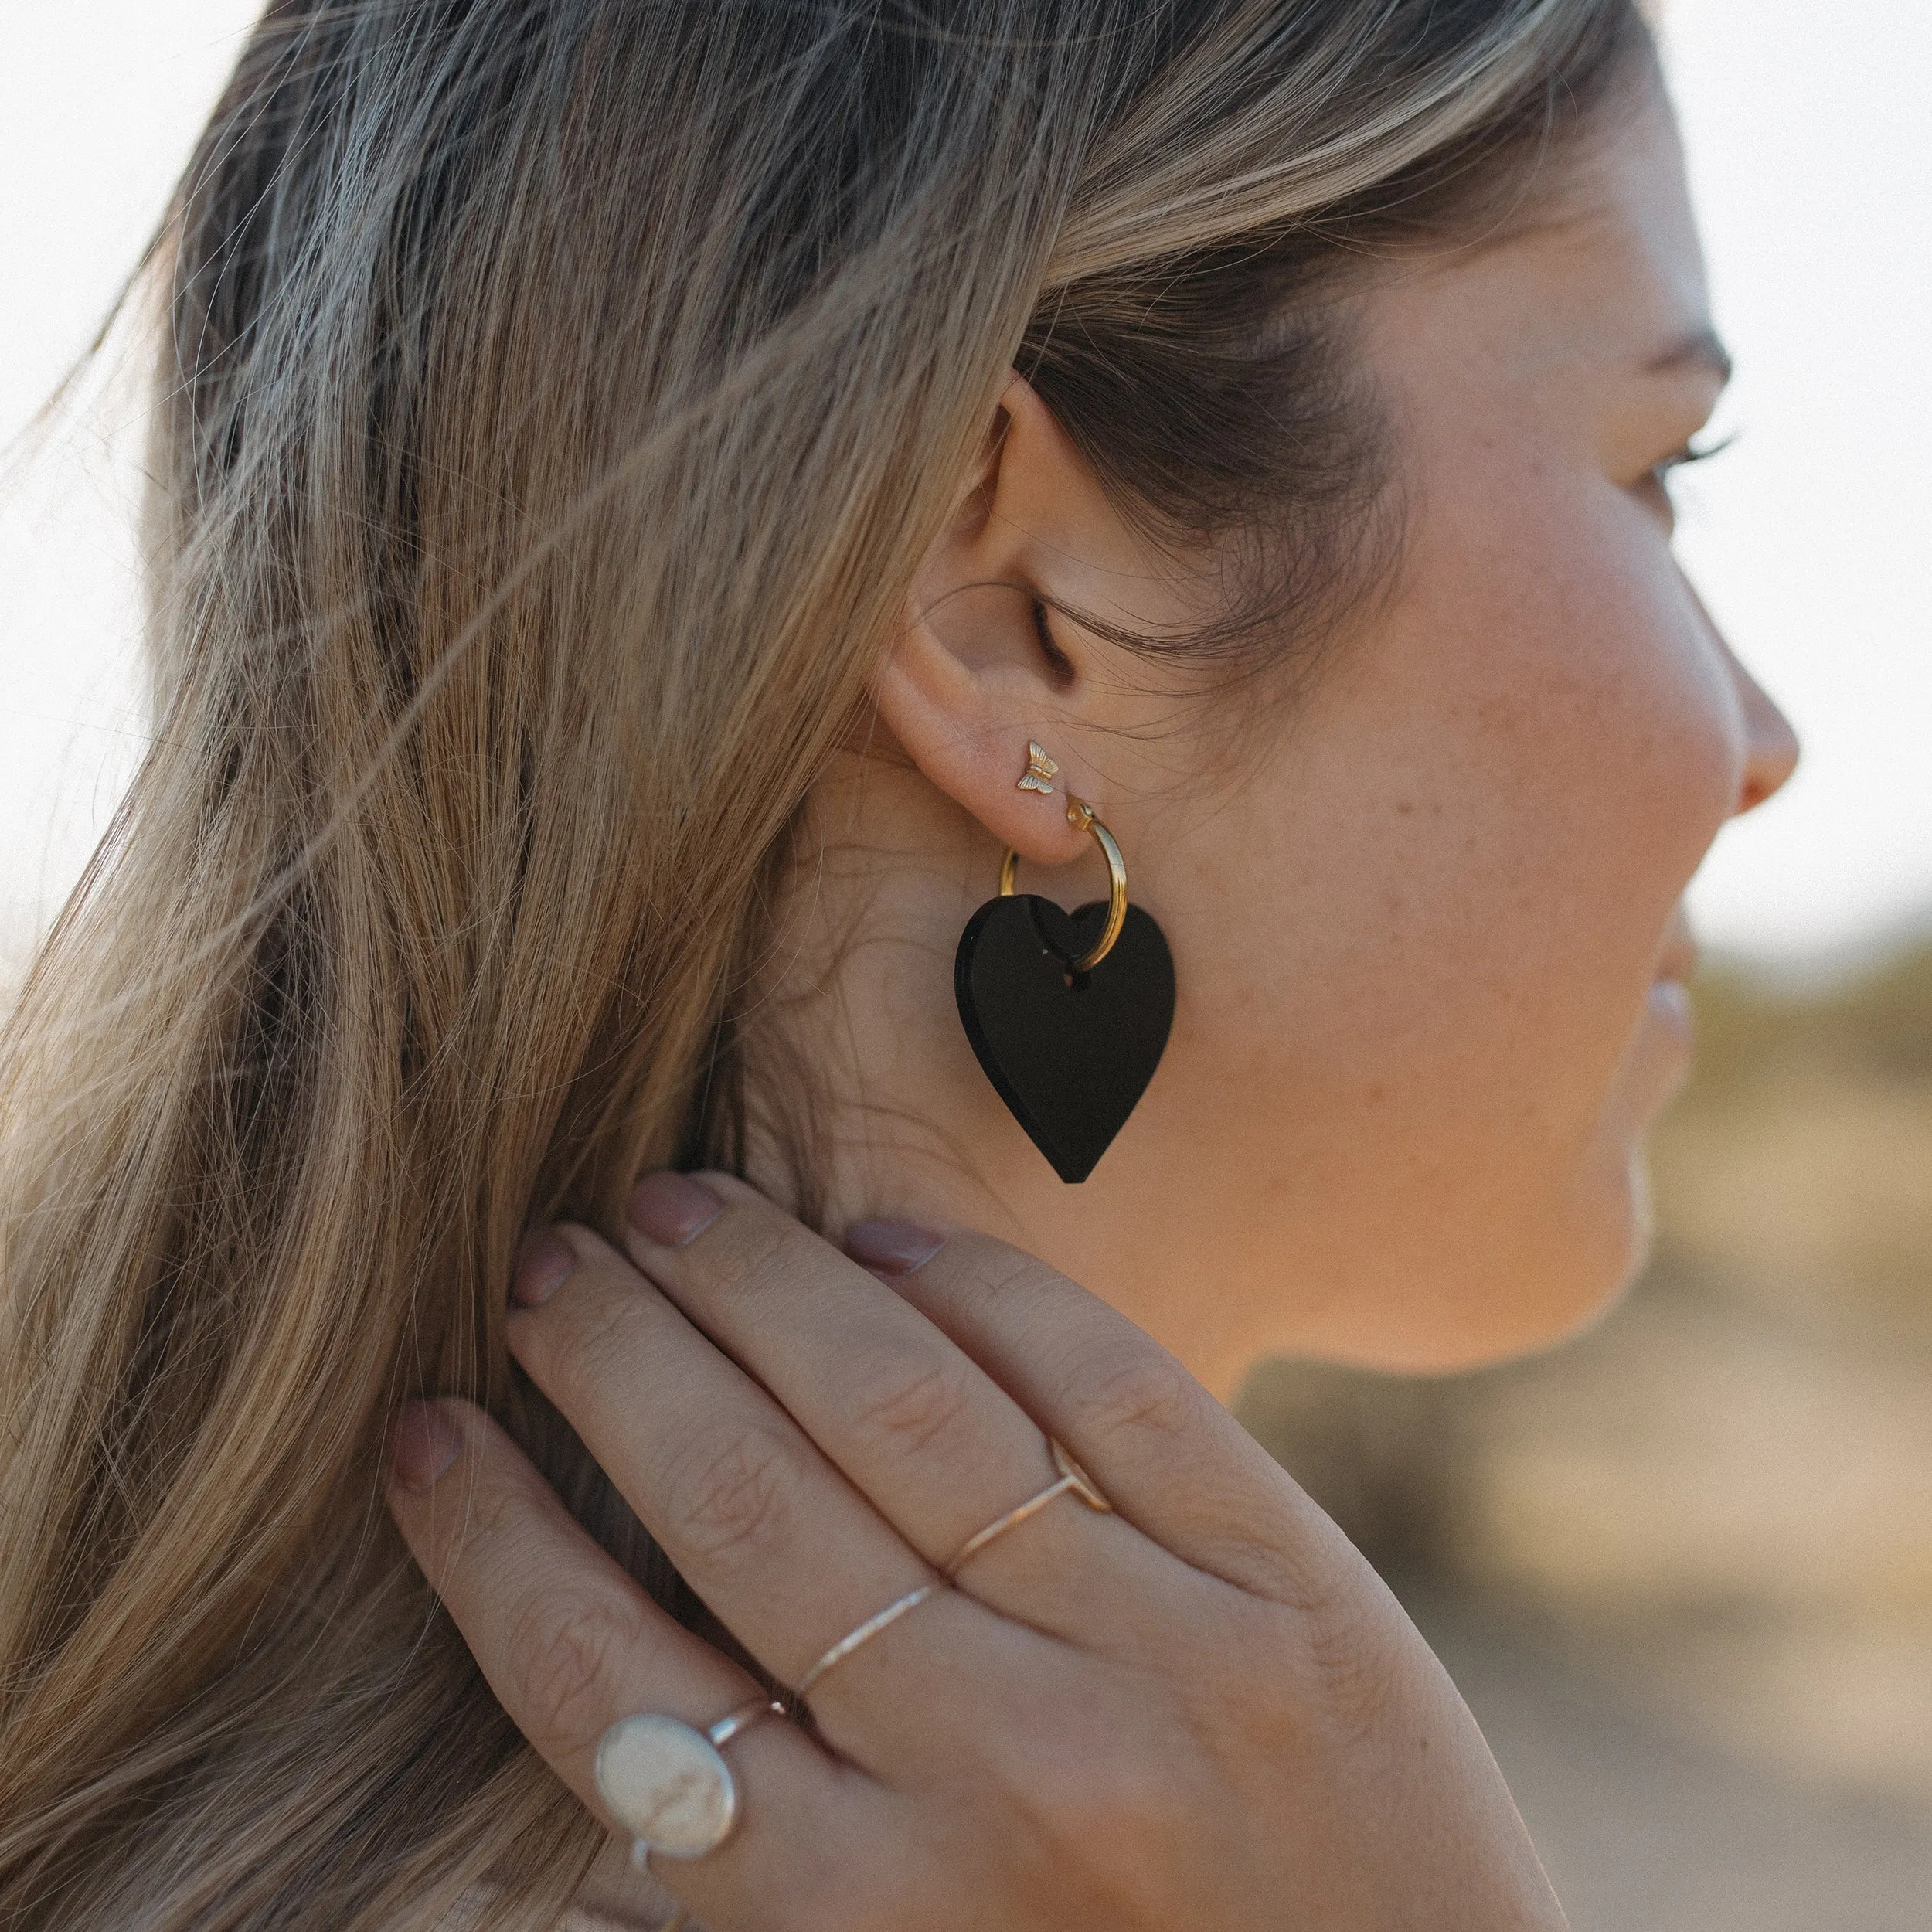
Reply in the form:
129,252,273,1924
954,894,1175,1183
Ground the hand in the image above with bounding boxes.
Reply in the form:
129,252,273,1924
387,1173,1565,1932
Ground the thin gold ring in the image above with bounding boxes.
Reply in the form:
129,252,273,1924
704,1696,784,1750
790,1580,944,1705
944,1439,1114,1578
997,796,1128,972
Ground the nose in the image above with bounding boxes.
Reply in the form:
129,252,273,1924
1682,571,1800,817
1727,649,1800,816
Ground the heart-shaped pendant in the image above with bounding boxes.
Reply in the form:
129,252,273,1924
954,893,1174,1183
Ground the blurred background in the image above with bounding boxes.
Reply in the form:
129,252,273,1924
2,3,1928,1927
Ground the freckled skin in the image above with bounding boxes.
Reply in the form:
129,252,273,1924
771,73,1798,1393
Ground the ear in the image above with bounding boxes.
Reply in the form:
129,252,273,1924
874,372,1150,867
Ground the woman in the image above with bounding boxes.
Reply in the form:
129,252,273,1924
0,1,1797,1927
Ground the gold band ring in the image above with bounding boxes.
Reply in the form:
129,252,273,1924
791,1580,945,1705
944,1439,1114,1578
997,796,1128,972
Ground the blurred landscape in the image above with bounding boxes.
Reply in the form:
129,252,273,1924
1239,944,1932,1930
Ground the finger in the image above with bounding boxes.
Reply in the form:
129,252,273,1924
385,1399,881,1926
505,1226,1012,1737
869,1230,1357,1607
617,1172,1177,1633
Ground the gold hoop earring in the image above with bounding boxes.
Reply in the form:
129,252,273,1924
996,798,1127,975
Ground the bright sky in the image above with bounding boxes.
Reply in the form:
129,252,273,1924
2,2,1928,966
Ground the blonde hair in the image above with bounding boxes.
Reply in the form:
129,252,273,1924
0,3,1640,1925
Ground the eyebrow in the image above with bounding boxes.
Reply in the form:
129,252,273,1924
1646,325,1735,388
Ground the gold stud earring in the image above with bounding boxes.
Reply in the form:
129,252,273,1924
1015,740,1059,794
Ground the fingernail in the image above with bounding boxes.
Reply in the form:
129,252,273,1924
845,1218,945,1275
628,1171,724,1247
512,1229,577,1308
390,1400,464,1495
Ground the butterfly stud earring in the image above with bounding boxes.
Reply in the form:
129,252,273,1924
1016,740,1059,794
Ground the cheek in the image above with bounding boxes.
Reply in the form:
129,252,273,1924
1412,476,1743,997
1137,465,1744,1353
1235,472,1737,1082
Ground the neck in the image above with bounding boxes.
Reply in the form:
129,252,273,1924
744,749,1024,1231
738,749,1261,1400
